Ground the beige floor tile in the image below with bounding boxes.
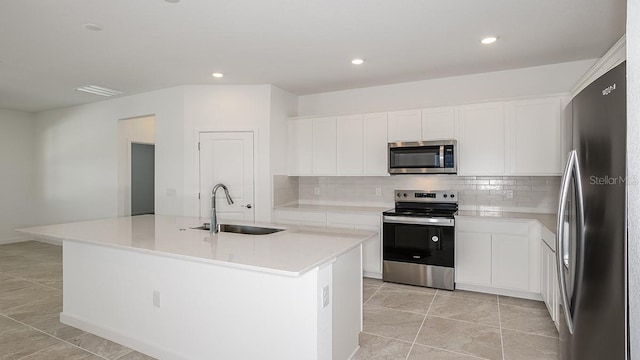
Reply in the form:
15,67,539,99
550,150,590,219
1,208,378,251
366,286,435,314
2,262,62,283
352,333,412,360
499,304,558,338
499,295,547,310
363,285,380,303
407,343,480,359
31,314,86,341
502,329,560,360
363,278,384,287
382,282,438,294
0,255,38,273
68,333,132,360
436,289,498,303
429,295,500,327
20,342,103,360
0,285,62,312
116,350,157,360
415,316,502,360
0,315,24,336
3,294,62,325
0,326,59,360
363,305,425,342
0,276,34,296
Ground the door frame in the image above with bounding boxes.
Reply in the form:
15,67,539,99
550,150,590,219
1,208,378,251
197,130,257,219
129,141,155,216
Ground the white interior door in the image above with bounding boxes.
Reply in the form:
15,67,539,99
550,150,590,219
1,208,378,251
199,132,254,223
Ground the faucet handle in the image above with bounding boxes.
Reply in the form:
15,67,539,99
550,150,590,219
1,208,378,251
241,204,253,209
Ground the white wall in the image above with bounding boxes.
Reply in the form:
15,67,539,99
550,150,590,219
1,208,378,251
117,116,156,216
270,86,298,176
34,87,185,225
627,0,640,357
0,109,35,243
298,59,597,116
182,85,273,222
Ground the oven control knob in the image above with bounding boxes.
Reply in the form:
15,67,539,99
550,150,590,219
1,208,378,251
397,193,401,197
450,193,455,198
403,193,408,197
443,194,448,198
432,235,439,242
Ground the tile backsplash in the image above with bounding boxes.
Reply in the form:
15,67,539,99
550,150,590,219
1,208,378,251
290,175,560,214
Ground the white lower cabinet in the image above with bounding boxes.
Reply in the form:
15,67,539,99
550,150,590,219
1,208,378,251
455,218,541,297
274,209,382,278
540,228,559,329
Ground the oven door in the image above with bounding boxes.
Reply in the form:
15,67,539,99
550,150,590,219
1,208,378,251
382,216,454,267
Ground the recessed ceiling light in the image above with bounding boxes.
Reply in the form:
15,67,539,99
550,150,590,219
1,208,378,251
75,85,123,97
351,58,365,65
83,23,103,32
212,72,224,78
481,36,498,45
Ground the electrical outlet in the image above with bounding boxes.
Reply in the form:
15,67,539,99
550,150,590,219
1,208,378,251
506,190,514,199
375,187,382,196
314,187,321,196
153,290,161,308
322,286,329,308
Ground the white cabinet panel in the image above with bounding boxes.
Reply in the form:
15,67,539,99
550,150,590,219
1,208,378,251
456,231,492,286
388,109,422,142
541,240,557,322
287,119,313,175
327,212,381,277
458,103,505,175
337,115,363,175
312,117,337,175
363,113,388,175
492,234,530,291
508,98,562,175
421,107,456,140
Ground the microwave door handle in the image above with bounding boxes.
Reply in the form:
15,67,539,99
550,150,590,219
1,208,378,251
439,145,445,168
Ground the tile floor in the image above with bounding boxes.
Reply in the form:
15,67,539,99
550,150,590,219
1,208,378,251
0,241,559,360
0,241,155,360
355,278,559,360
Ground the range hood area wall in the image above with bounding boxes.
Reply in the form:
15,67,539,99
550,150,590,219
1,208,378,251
294,176,560,214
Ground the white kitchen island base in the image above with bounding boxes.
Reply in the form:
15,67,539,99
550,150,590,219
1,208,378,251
19,216,370,360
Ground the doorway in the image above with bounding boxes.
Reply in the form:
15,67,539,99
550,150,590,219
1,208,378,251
117,115,156,216
199,131,255,222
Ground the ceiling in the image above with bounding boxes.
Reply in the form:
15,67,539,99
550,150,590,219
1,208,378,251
0,0,626,113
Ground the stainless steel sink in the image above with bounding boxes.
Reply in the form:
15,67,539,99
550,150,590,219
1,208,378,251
191,223,284,235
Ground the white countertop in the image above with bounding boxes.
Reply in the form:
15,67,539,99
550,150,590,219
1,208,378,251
17,215,375,277
456,210,557,234
276,203,390,214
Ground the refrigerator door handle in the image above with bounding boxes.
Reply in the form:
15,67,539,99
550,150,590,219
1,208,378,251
556,149,585,335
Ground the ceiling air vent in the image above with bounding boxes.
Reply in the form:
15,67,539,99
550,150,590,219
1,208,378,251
75,85,123,97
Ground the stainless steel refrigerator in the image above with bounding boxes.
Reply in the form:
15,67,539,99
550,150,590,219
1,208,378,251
557,61,627,359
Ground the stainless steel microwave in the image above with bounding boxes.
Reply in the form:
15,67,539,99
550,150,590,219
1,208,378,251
388,140,457,174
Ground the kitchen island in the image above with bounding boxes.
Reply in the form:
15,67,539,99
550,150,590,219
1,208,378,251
18,215,375,360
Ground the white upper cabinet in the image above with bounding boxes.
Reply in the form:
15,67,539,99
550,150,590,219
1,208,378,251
387,109,421,142
457,102,506,175
421,106,456,140
312,117,337,175
287,118,313,175
362,113,389,175
337,115,364,175
506,97,563,175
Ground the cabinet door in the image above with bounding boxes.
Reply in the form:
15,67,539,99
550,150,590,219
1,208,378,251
509,98,562,175
388,109,422,142
541,241,553,318
421,107,456,140
287,119,313,175
363,113,388,175
492,234,529,291
456,231,492,286
327,213,382,277
337,115,364,175
312,117,337,175
458,103,505,175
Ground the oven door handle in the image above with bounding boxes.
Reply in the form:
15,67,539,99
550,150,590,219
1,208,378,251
383,216,454,227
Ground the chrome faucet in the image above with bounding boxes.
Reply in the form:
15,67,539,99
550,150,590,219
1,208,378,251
210,183,234,234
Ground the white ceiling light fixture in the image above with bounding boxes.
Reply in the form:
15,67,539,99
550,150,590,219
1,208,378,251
481,36,498,45
351,58,365,65
212,72,224,78
75,85,123,97
83,23,103,31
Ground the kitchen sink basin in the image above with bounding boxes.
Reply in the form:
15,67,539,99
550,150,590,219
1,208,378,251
191,223,284,235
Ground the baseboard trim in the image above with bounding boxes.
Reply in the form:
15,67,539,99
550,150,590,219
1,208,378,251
455,283,542,301
0,237,31,245
34,238,63,246
60,313,186,360
363,271,382,279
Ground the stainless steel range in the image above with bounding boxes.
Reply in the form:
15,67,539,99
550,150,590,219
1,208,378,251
382,190,458,290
